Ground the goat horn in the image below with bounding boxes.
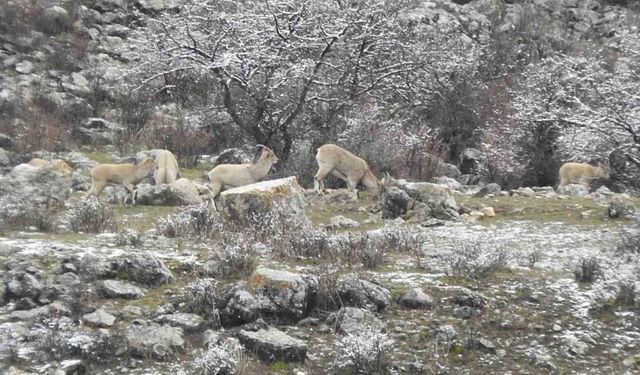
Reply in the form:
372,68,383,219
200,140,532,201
256,144,274,153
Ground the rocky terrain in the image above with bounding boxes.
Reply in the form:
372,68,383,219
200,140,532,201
1,0,640,374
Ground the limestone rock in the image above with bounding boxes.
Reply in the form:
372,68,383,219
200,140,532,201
237,328,307,363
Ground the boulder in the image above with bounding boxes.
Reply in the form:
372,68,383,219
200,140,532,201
83,308,116,328
209,148,252,167
135,178,203,206
336,278,391,312
326,307,386,335
99,280,145,299
327,215,360,229
433,176,463,191
94,0,127,12
125,321,185,357
557,183,588,197
473,183,502,198
10,301,71,321
39,6,71,35
379,186,412,219
136,0,180,13
0,147,12,167
217,282,261,326
438,162,461,179
459,148,486,175
154,313,204,333
0,162,72,207
4,271,43,300
74,252,173,287
73,118,123,145
394,180,460,221
237,328,307,363
217,177,309,229
399,288,433,309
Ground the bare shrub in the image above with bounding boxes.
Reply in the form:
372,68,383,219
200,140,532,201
444,241,509,279
0,197,62,231
14,102,71,155
113,91,155,155
314,264,341,311
145,123,213,168
114,228,143,247
332,329,394,374
65,197,117,233
572,254,603,283
155,204,217,238
192,340,240,375
526,249,542,268
617,223,640,256
177,278,220,321
208,241,257,280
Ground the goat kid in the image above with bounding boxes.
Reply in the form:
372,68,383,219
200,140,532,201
86,156,156,205
207,145,279,209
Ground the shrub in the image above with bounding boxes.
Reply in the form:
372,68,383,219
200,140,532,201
114,228,143,247
192,341,239,375
332,329,394,374
65,197,116,233
444,241,509,279
155,204,217,238
207,241,257,280
314,264,341,311
175,278,220,324
14,102,71,155
617,222,640,256
572,254,603,283
0,198,61,231
145,123,213,168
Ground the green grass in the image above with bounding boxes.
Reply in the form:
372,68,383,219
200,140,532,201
116,204,176,231
84,151,118,164
459,195,638,226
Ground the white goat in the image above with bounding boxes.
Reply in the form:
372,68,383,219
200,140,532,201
314,144,385,198
152,149,180,185
207,145,279,207
558,161,609,191
86,156,156,205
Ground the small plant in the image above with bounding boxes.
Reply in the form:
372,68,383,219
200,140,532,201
65,196,116,233
572,254,603,283
192,341,239,375
178,278,219,319
156,204,217,238
208,242,257,280
315,264,341,311
332,329,394,374
617,223,640,256
0,197,61,232
444,241,509,279
114,228,143,247
526,249,542,268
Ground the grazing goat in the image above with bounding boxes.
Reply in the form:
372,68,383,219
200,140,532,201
152,149,180,185
86,156,156,205
207,145,279,207
314,144,385,198
558,161,609,191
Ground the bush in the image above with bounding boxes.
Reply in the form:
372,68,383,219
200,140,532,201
332,329,394,374
207,241,257,280
444,241,509,279
155,204,217,238
572,254,603,283
192,341,239,375
114,228,143,247
13,101,71,155
65,197,116,233
177,278,220,321
145,123,213,168
0,198,62,232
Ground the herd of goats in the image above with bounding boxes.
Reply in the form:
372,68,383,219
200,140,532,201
74,143,610,208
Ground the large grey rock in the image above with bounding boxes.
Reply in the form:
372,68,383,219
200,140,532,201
135,178,203,206
0,162,72,207
83,308,116,328
74,252,173,287
4,271,43,300
557,183,588,197
135,0,180,12
73,118,123,145
10,301,71,321
399,288,433,309
473,183,502,198
125,321,185,357
379,186,412,219
326,307,385,335
218,268,318,325
99,280,145,299
392,179,460,221
327,215,360,229
336,278,391,312
459,148,486,175
39,6,71,35
209,147,252,167
218,177,309,229
154,313,204,333
237,328,307,363
94,0,127,12
434,176,463,191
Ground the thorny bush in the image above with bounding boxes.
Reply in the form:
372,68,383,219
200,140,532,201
65,196,116,233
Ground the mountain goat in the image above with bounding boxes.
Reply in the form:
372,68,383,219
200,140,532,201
314,144,385,198
558,161,609,191
207,145,279,207
152,149,180,185
85,156,156,205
